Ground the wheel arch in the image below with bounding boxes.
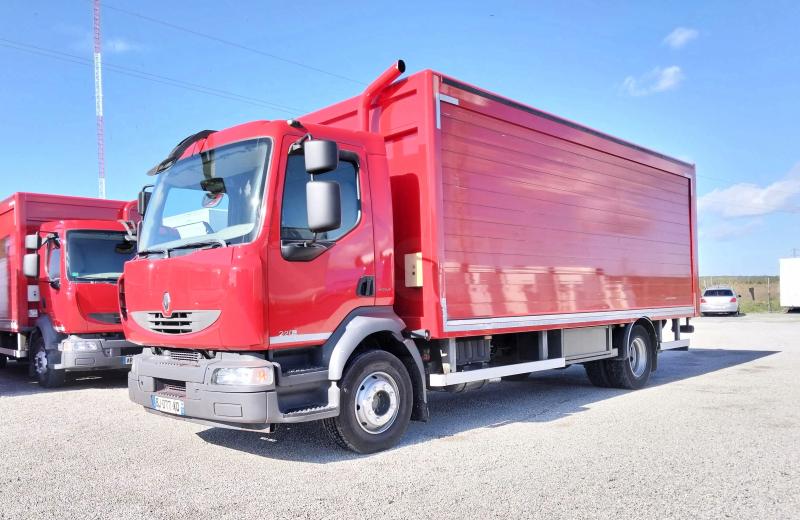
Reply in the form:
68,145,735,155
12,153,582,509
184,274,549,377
615,317,659,372
323,307,428,422
32,316,62,350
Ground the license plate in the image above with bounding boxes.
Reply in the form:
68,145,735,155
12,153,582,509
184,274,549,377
124,355,134,365
151,395,185,416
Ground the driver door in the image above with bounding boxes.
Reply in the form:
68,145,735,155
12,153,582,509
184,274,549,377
266,138,375,348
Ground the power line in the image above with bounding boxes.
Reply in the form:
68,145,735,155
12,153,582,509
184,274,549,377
0,38,307,115
100,1,366,86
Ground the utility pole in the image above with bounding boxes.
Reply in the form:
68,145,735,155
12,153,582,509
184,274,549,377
93,0,106,199
768,276,772,313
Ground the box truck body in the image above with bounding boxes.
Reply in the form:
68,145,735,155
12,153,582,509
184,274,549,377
125,63,698,452
304,70,698,337
0,192,141,386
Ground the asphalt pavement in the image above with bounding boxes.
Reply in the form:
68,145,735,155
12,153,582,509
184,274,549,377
1,313,798,519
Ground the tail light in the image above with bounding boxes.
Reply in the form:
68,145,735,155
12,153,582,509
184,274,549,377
700,298,706,303
118,276,127,320
730,297,737,303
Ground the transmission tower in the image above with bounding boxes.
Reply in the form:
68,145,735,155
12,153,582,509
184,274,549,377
93,0,106,198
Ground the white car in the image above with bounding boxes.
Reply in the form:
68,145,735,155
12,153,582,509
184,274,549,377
700,287,741,316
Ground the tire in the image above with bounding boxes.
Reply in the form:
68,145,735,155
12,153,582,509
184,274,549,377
0,354,6,369
584,360,612,387
605,325,653,390
501,372,531,382
323,350,413,454
30,335,66,388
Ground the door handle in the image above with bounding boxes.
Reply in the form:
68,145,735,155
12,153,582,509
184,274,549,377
356,276,375,297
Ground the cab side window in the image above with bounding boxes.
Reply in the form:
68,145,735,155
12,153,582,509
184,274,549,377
47,244,61,281
280,154,360,241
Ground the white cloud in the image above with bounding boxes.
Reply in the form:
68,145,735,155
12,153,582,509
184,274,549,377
622,66,684,96
663,27,699,49
698,164,800,218
70,33,143,54
104,37,142,54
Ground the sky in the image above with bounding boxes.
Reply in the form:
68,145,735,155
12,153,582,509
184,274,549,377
1,0,798,275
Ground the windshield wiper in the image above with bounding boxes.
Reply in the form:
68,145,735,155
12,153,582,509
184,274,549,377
167,238,227,254
72,275,121,282
138,248,167,258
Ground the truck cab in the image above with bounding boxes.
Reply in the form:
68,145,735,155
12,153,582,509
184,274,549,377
21,219,140,386
124,119,409,449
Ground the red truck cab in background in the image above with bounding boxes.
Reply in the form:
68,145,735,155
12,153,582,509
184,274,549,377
125,62,698,452
0,193,142,387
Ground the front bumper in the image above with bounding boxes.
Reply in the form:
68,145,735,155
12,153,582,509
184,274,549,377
127,348,339,430
54,338,141,371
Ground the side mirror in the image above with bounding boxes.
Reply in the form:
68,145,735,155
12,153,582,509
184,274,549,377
306,181,341,233
138,185,153,216
25,234,40,250
23,253,39,278
304,140,339,174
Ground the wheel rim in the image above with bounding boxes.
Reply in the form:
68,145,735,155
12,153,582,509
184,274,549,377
628,337,648,378
354,371,400,435
34,349,48,376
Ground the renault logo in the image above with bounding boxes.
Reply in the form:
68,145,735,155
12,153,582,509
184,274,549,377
162,292,172,317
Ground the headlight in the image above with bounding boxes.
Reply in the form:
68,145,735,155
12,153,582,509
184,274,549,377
212,367,273,386
59,340,100,352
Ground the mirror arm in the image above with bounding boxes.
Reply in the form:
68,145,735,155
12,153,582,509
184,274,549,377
289,133,313,154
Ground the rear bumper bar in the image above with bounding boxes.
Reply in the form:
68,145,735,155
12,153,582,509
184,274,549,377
127,348,339,430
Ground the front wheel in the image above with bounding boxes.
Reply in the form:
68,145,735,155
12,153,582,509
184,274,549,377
605,325,654,390
323,350,413,454
30,335,65,388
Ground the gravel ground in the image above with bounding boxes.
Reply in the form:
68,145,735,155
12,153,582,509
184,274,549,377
1,313,798,519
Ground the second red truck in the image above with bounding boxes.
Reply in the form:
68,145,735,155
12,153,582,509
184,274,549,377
124,62,698,452
0,193,141,386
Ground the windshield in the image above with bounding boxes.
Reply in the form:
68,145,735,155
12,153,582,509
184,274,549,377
66,231,136,282
139,138,272,253
704,289,734,297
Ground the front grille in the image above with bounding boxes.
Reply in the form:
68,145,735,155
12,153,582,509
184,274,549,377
158,380,187,397
166,350,202,363
130,310,220,335
149,312,192,334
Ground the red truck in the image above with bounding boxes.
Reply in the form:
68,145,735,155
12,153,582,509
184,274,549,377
125,62,698,452
0,193,141,387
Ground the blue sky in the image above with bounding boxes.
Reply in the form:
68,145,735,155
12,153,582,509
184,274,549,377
1,0,798,275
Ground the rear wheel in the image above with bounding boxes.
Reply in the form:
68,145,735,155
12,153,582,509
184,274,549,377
0,354,6,369
323,350,413,454
30,335,65,388
584,360,611,387
605,325,653,390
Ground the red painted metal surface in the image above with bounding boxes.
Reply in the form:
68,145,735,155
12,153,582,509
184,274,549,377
0,193,132,333
304,69,698,338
